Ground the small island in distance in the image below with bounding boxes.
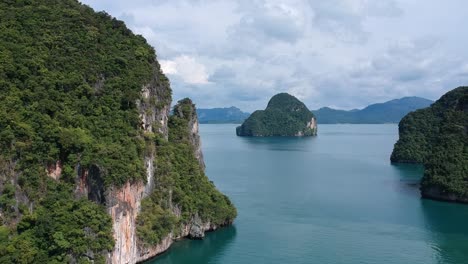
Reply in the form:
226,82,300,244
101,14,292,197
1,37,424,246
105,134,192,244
198,96,433,124
236,93,317,137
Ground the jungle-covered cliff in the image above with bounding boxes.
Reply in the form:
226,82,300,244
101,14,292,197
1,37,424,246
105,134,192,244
391,87,468,203
0,1,236,263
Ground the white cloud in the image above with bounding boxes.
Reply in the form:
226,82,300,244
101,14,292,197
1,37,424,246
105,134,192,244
160,55,210,85
80,0,468,111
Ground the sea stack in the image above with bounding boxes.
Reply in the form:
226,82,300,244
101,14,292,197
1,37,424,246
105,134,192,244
236,93,317,137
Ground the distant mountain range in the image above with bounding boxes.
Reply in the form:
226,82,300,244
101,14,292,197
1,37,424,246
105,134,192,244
197,96,433,124
197,106,250,124
312,96,434,124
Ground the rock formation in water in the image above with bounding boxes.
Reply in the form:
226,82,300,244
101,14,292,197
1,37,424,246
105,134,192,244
391,86,468,203
236,93,317,137
0,1,236,263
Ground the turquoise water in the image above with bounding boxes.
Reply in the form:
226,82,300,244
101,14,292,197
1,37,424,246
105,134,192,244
148,124,468,264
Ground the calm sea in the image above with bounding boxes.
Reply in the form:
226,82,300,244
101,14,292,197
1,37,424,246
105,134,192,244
147,124,468,264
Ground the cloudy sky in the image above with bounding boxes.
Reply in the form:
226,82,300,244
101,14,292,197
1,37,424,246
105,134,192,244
81,0,468,111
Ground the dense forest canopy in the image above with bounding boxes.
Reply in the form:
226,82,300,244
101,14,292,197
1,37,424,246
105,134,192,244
236,93,317,136
0,1,236,262
391,87,468,201
0,0,168,262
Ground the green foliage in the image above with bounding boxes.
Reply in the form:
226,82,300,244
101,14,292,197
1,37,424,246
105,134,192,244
0,0,170,193
391,87,468,198
237,93,316,136
0,182,114,263
0,183,16,219
137,99,237,245
136,197,177,246
0,0,173,262
0,0,236,260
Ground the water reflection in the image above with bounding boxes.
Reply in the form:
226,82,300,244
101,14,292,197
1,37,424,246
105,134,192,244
391,161,468,263
420,200,468,264
147,226,237,264
391,163,424,182
390,163,424,196
239,136,315,152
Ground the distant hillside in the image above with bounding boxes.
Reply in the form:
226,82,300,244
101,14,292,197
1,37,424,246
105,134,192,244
197,107,250,124
313,97,434,124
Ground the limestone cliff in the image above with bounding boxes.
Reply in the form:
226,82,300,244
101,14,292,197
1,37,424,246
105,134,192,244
0,1,235,263
134,98,236,263
71,62,172,264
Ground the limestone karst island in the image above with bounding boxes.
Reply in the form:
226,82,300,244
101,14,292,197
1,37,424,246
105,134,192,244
1,0,468,264
0,1,235,263
391,87,468,203
236,93,318,137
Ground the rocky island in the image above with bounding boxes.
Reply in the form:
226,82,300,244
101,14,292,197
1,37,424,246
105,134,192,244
236,93,317,137
391,86,467,203
0,1,236,263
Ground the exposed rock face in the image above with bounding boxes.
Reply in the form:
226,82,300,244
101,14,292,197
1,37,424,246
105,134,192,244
105,64,171,264
307,117,317,132
0,158,30,225
296,117,317,136
188,214,206,239
75,165,106,204
46,160,62,180
135,221,222,263
189,112,206,171
422,186,468,204
107,182,146,263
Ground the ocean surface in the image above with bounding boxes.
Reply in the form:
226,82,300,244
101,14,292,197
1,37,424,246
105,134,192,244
147,124,468,264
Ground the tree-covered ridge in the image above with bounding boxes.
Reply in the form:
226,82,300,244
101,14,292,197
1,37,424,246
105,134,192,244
391,87,468,202
0,0,171,262
236,93,317,136
137,99,237,246
0,0,170,192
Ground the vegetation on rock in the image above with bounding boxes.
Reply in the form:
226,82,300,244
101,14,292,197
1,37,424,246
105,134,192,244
0,0,236,262
391,87,468,202
137,99,237,246
236,93,317,136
